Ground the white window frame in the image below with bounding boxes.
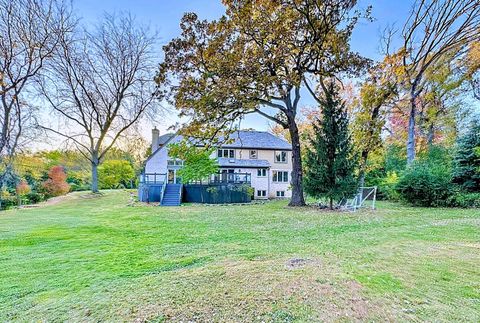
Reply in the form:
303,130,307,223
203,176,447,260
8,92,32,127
167,159,184,166
257,169,267,177
276,191,285,197
257,190,267,197
274,151,287,163
272,170,289,183
218,149,235,158
249,150,258,159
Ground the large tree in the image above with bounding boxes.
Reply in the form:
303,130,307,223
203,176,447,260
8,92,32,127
399,0,480,164
304,81,357,209
351,57,398,187
39,14,158,193
0,0,73,187
157,0,369,206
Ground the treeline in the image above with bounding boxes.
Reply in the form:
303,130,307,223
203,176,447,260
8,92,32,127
0,148,146,210
298,81,480,209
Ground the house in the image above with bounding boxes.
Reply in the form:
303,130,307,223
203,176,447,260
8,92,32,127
144,128,293,200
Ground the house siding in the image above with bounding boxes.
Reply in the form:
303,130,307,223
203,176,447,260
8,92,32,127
144,132,293,200
145,147,168,175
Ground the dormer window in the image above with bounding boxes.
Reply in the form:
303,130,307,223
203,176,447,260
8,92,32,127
249,150,258,159
218,149,235,158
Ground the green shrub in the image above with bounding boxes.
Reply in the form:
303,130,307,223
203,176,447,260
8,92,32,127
396,163,455,207
448,192,480,208
380,171,401,201
0,190,17,210
26,191,46,204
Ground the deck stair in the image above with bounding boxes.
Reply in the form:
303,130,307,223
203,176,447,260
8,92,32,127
160,184,182,206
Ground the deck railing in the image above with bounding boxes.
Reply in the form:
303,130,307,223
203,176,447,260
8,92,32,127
187,172,251,185
139,173,167,184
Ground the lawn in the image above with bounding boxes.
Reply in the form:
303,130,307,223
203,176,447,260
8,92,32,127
0,190,479,322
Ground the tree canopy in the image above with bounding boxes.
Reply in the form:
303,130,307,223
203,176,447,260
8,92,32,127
157,0,370,206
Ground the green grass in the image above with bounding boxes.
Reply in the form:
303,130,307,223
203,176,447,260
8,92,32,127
0,190,479,321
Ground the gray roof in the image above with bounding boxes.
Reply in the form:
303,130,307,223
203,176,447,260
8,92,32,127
217,158,270,168
218,131,291,150
158,133,175,146
157,130,291,151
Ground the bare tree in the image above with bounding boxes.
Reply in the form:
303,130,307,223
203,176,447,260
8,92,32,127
401,0,480,164
39,13,159,193
0,0,73,187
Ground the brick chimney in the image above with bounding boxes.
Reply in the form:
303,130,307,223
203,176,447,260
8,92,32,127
151,127,160,152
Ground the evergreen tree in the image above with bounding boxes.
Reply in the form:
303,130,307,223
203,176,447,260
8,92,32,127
304,82,358,209
452,120,480,191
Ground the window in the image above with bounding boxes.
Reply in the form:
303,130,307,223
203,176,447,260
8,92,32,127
272,171,288,183
257,169,267,177
249,150,258,159
275,151,287,163
218,149,235,158
257,190,267,197
276,191,285,197
167,159,184,166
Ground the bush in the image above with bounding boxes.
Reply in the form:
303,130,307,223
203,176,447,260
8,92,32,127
396,163,455,207
69,183,90,192
380,171,401,201
42,166,70,197
25,191,46,204
0,190,17,210
448,192,480,208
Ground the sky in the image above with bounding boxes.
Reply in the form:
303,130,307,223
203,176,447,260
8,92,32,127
72,0,417,140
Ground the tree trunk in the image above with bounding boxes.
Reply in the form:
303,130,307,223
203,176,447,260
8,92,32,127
91,153,100,193
407,94,417,165
358,150,369,189
427,123,435,147
329,197,333,210
288,121,306,206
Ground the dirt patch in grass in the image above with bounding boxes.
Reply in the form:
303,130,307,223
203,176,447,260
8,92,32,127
285,257,322,270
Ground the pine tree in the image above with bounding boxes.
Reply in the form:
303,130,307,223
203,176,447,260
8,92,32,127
452,120,480,192
304,81,358,209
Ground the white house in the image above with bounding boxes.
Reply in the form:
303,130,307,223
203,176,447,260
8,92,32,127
144,128,293,199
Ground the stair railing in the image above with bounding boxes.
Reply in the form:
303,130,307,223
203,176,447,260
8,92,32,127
178,184,183,205
160,174,168,205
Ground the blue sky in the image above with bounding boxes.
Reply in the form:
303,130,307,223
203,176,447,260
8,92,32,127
74,0,416,135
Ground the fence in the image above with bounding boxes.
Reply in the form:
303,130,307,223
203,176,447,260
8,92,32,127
183,183,252,204
188,172,251,185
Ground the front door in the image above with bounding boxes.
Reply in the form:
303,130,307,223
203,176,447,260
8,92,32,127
168,169,175,184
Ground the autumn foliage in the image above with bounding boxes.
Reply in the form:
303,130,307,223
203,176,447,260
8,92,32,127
16,180,31,196
42,166,70,197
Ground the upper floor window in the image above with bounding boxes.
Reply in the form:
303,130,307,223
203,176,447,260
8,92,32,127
272,170,289,183
218,149,235,158
249,150,258,159
275,151,287,163
167,159,184,166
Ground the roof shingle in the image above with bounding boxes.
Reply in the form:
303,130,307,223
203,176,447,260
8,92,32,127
157,130,291,151
217,158,270,168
